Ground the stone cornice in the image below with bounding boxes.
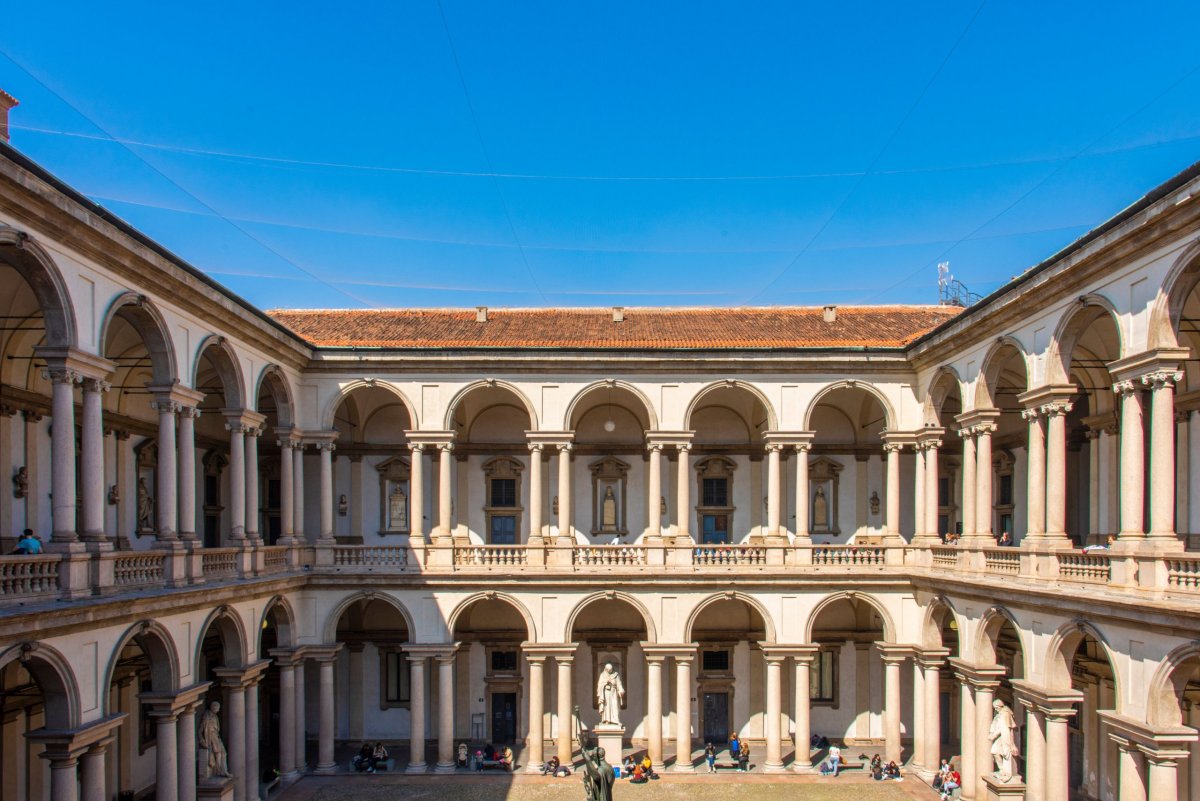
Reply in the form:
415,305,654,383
1097,710,1197,756
403,430,457,446
33,347,115,381
1106,348,1190,383
1008,678,1084,716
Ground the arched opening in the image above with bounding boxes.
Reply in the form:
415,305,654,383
105,625,177,799
330,385,414,544
919,600,962,770
254,369,293,544
192,341,246,547
1169,267,1200,549
257,600,295,780
687,596,769,756
0,648,77,801
927,371,964,539
453,596,534,749
976,342,1029,542
971,611,1027,788
1050,628,1117,800
806,385,890,543
449,384,536,545
568,597,649,745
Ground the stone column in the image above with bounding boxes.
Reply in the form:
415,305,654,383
973,682,996,801
1116,739,1147,801
645,652,665,770
763,652,784,771
406,652,427,771
673,653,694,772
1044,401,1073,539
797,444,812,540
152,397,180,541
277,436,294,543
45,750,80,801
347,645,364,741
48,368,80,545
792,651,815,772
766,444,782,537
881,651,903,765
1147,752,1182,801
1114,380,1145,539
556,654,574,765
80,378,109,543
1144,370,1182,539
975,424,996,536
294,658,307,773
410,443,425,540
437,444,453,539
913,445,926,539
292,444,306,541
1024,706,1046,801
1023,407,1045,539
1087,429,1102,538
274,657,297,777
246,678,262,801
525,653,547,772
1044,710,1073,801
317,441,335,544
1190,703,1200,801
436,652,456,772
81,741,110,801
226,421,247,539
647,443,663,536
348,455,364,541
225,684,248,801
883,443,902,537
316,652,338,774
153,709,180,801
925,440,940,538
528,443,543,542
923,655,944,771
179,409,200,540
557,443,573,540
677,445,692,540
960,430,976,537
912,659,926,772
958,679,976,801
244,428,260,540
177,703,199,801
1190,414,1200,540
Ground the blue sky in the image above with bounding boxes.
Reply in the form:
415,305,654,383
2,1,1199,310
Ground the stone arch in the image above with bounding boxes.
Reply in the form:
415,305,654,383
444,380,539,431
192,335,247,410
563,591,658,644
564,380,659,431
1047,294,1125,386
973,606,1029,670
685,591,777,643
102,620,181,712
1044,619,1121,709
322,379,418,432
1145,641,1200,728
258,595,298,650
195,605,249,674
0,642,81,728
975,336,1030,409
918,595,963,651
446,592,537,643
254,365,296,428
98,291,178,386
923,366,964,426
804,591,896,643
0,226,77,349
1149,236,1200,349
323,591,417,643
685,380,776,431
802,380,895,431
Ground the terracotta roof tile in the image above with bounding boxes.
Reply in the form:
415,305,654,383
266,306,960,350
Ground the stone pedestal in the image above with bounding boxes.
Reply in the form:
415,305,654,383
197,778,235,801
594,724,625,763
983,774,1026,801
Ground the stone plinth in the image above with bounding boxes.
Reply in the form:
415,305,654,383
197,778,235,801
594,723,625,763
983,774,1026,801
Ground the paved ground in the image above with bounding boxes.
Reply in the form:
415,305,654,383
276,773,939,801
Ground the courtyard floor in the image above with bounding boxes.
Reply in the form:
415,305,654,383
276,773,940,801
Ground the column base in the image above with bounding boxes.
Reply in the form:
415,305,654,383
763,761,787,773
792,761,814,773
315,762,338,775
197,778,235,801
405,761,428,773
671,763,695,773
434,761,456,774
523,762,545,774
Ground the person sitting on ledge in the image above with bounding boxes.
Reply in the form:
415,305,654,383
640,755,658,779
622,756,636,777
737,742,750,772
500,746,514,771
352,742,372,772
884,760,901,780
818,747,841,777
630,764,648,784
371,742,388,772
870,754,883,780
543,755,562,776
457,742,469,768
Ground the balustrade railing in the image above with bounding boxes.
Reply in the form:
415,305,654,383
1166,556,1200,592
983,547,1021,576
260,545,289,574
1058,552,1111,585
333,546,409,568
574,545,647,568
813,545,887,567
931,547,959,570
0,555,61,600
201,548,239,580
692,544,766,567
112,552,166,588
454,544,528,568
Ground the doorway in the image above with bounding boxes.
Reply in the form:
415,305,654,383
702,692,729,744
490,692,518,743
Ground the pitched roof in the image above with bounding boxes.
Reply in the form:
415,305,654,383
266,305,961,350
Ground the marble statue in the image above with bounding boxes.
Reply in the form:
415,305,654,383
136,478,154,531
989,699,1018,782
198,701,231,778
596,662,625,725
13,466,28,499
813,485,828,527
601,486,617,531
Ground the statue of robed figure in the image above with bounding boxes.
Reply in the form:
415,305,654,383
575,705,614,801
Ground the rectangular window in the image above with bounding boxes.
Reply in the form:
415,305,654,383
490,650,518,673
998,473,1013,506
490,515,517,544
701,649,730,673
1000,513,1013,535
701,514,729,544
810,649,837,703
937,476,950,507
204,475,219,507
491,478,517,508
702,478,728,507
384,652,411,704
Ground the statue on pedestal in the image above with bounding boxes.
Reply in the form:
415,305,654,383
198,701,231,778
596,662,625,725
989,699,1018,782
137,478,154,532
601,486,617,531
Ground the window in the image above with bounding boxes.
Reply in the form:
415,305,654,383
696,457,737,544
701,649,730,673
702,514,729,544
810,648,837,704
490,515,517,544
491,478,517,508
702,478,728,507
491,650,518,672
937,476,950,507
998,473,1013,506
483,457,524,544
384,652,411,704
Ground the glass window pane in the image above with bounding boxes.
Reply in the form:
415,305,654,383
491,515,516,544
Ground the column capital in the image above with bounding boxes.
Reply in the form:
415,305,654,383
1097,710,1198,754
35,346,115,382
949,657,1006,689
763,442,784,453
1141,369,1183,389
915,426,945,447
914,647,951,669
302,428,339,450
955,408,1002,431
881,430,916,449
1016,385,1076,413
760,644,820,662
305,643,345,663
403,430,457,448
1009,678,1083,717
221,408,266,432
26,712,128,760
81,377,111,394
527,441,544,454
403,643,461,661
1112,378,1141,396
523,643,579,661
882,441,904,453
141,681,212,716
646,430,695,448
875,642,913,665
148,383,206,409
214,660,272,689
150,398,182,415
275,425,302,448
1106,347,1189,384
268,647,307,667
178,406,201,420
645,441,664,453
642,644,697,662
763,431,813,449
525,430,576,448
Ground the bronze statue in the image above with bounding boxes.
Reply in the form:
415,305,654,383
575,705,613,801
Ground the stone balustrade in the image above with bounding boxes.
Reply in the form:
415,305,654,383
0,554,60,600
112,551,166,588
